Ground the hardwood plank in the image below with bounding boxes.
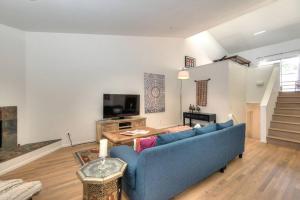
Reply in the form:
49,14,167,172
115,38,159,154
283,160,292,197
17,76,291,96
1,139,299,200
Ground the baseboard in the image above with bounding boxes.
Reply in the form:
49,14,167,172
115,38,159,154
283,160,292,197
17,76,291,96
61,139,96,147
158,123,182,129
0,140,62,176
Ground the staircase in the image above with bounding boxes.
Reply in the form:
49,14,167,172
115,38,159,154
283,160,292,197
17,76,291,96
267,91,300,149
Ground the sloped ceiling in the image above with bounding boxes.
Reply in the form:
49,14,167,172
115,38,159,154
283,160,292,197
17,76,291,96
209,0,300,53
0,0,273,37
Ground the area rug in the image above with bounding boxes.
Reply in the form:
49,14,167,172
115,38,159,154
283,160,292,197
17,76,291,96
74,148,99,166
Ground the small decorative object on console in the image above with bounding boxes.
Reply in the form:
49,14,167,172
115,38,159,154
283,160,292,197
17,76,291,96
189,104,196,113
196,105,201,112
189,104,193,112
191,105,196,113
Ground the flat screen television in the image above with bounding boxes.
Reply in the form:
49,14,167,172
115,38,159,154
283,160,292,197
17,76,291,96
103,94,140,119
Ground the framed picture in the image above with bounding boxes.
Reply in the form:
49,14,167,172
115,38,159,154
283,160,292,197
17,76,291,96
185,56,196,68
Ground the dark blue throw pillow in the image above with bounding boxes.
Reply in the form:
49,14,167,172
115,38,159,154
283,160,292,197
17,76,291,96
194,124,217,135
216,120,234,130
156,130,195,145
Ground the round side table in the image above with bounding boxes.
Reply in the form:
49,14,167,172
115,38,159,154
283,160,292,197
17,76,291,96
77,158,127,200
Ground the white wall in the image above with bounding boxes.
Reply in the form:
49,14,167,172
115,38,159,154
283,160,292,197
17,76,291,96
184,31,228,66
25,32,186,145
238,38,300,66
238,39,300,103
181,32,233,124
246,65,274,103
182,60,247,124
24,31,228,146
182,61,231,123
0,24,27,145
0,23,228,146
228,61,247,123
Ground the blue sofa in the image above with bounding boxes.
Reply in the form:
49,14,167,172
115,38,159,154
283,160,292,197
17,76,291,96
110,123,245,200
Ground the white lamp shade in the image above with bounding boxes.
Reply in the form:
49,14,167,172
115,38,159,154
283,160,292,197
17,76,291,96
178,70,190,80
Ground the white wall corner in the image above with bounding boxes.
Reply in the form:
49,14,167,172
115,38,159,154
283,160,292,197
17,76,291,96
259,64,280,143
260,106,267,143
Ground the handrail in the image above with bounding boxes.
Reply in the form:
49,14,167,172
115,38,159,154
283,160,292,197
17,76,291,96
260,65,280,107
280,80,300,92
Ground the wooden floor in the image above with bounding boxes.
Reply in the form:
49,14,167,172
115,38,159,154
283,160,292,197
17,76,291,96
1,139,300,200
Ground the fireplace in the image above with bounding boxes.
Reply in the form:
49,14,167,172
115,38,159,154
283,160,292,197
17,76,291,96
0,106,17,150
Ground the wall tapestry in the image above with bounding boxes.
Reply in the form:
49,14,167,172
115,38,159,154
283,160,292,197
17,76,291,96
144,73,165,113
196,79,210,106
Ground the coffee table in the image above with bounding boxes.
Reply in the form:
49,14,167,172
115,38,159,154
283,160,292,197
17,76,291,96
102,127,164,146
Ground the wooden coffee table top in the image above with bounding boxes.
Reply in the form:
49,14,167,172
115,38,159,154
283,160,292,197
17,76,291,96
102,127,165,144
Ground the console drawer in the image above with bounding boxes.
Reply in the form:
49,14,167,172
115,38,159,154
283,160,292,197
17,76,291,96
102,124,118,132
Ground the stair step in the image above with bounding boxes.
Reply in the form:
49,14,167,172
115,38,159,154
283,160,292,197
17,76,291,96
269,128,300,134
278,95,300,97
270,121,300,131
267,135,300,150
274,108,300,115
277,96,300,102
276,102,300,108
272,121,300,125
273,114,300,117
268,135,300,143
279,92,300,97
279,95,300,97
273,114,300,123
269,128,300,140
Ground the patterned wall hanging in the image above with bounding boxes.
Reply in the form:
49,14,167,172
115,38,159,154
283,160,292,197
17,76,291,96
195,79,210,107
144,73,165,113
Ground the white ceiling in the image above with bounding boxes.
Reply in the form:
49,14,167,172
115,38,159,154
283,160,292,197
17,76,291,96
0,0,274,37
209,0,300,53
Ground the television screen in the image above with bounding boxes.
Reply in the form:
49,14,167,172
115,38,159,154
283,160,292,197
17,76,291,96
103,94,140,118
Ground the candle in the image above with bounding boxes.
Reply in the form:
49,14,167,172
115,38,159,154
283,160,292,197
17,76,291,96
99,139,108,158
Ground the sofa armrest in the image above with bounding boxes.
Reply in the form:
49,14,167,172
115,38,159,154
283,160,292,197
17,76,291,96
110,145,139,189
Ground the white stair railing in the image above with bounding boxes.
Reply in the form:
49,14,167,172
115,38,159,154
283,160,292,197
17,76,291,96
260,64,280,143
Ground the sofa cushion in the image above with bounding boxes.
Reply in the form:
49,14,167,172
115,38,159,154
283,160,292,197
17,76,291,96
194,124,217,135
110,146,138,189
156,130,195,145
217,120,234,130
136,136,157,153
